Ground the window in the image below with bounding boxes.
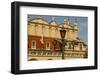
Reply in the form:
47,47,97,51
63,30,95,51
31,40,36,49
68,42,73,49
46,42,50,50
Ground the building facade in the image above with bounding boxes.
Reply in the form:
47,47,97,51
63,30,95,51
28,16,88,61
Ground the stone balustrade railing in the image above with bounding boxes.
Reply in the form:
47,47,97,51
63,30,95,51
28,49,87,58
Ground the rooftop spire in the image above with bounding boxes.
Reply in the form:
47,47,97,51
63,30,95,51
66,17,70,25
37,16,42,19
64,19,67,23
51,16,55,21
74,17,78,25
50,16,57,26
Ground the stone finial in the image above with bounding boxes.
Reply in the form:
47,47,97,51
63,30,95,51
64,19,66,23
37,16,42,19
51,16,55,21
66,17,70,25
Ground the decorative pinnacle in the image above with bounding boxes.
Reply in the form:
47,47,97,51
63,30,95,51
66,17,70,25
51,16,55,21
64,19,66,22
67,17,70,21
37,16,42,19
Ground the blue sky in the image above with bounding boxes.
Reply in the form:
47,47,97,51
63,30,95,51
28,15,88,43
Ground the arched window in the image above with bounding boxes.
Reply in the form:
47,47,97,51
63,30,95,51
46,42,50,50
31,40,36,49
67,42,73,50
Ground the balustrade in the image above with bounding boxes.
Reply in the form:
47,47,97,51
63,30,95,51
28,49,87,58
